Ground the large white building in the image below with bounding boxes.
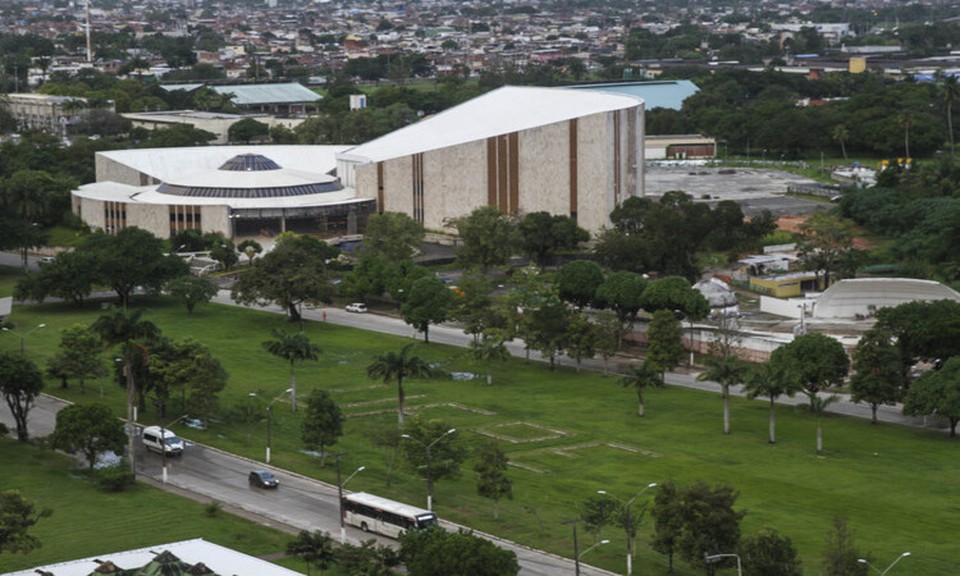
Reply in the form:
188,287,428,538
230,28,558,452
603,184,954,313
71,85,646,240
337,85,645,236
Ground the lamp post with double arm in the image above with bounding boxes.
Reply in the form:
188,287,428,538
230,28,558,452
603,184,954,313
160,414,189,484
2,323,45,355
401,428,456,511
597,482,658,576
253,388,292,464
858,552,911,575
336,454,365,544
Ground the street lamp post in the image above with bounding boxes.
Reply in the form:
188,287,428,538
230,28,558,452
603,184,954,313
858,552,911,575
401,428,456,511
598,482,657,576
259,388,292,464
160,414,189,484
575,526,609,576
335,454,365,544
704,553,742,576
2,323,46,355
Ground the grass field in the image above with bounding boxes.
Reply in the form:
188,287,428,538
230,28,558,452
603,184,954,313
2,295,959,575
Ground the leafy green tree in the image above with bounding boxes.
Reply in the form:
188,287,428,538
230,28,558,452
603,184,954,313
165,275,219,315
675,482,745,572
399,527,519,576
904,356,960,437
744,360,802,444
336,538,399,575
821,516,870,576
13,250,99,306
874,299,960,376
594,309,621,376
231,234,337,322
80,227,190,310
50,403,126,470
228,118,270,143
209,239,239,272
400,415,468,508
770,333,849,409
150,338,226,420
556,260,604,309
474,441,513,519
301,389,343,467
454,273,502,342
524,296,570,369
287,530,337,575
651,481,684,574
0,353,44,442
450,206,518,270
739,528,802,576
850,328,907,423
640,276,710,320
517,211,588,266
594,271,648,347
45,324,105,391
795,212,863,288
362,211,425,262
402,276,455,344
620,361,663,417
580,494,620,541
942,73,960,154
646,310,685,380
564,310,596,373
0,490,52,555
367,343,436,428
262,329,320,412
469,335,510,386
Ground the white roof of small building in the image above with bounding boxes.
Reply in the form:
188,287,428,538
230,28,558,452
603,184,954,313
813,277,960,319
5,538,304,576
337,85,643,164
211,82,322,105
97,145,348,183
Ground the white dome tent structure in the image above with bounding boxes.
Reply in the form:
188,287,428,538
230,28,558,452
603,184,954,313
812,278,960,319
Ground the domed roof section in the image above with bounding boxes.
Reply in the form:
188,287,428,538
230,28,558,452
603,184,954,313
157,153,342,199
219,153,281,172
694,277,738,308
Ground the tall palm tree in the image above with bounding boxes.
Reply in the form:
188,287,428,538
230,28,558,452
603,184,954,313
619,361,662,417
262,328,321,412
91,309,160,415
897,111,913,159
744,361,802,444
810,395,839,455
469,335,510,386
831,124,850,161
697,353,748,435
941,74,960,154
366,343,435,428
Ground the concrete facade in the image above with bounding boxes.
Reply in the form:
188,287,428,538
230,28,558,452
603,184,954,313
342,86,645,236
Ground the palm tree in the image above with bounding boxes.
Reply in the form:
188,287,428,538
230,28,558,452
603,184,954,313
469,335,510,385
941,73,960,154
897,111,913,159
744,361,802,444
697,354,748,435
91,309,160,416
619,361,662,417
831,124,849,161
366,343,436,428
810,395,839,454
261,328,321,412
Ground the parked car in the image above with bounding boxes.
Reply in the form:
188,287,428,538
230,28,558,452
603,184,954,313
249,470,279,489
345,303,368,313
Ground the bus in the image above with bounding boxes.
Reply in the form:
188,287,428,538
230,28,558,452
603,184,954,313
341,492,438,539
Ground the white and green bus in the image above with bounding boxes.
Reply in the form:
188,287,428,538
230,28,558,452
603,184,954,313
341,492,439,538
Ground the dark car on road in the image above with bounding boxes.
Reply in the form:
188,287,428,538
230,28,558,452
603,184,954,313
249,470,279,489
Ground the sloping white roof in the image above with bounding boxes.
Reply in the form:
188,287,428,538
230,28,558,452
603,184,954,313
5,538,304,576
75,181,364,209
813,277,960,319
97,145,349,183
337,85,643,164
212,82,322,105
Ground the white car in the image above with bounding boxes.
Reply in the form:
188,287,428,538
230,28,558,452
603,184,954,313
345,303,368,313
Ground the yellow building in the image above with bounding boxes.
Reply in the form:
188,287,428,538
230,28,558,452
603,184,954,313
749,272,829,298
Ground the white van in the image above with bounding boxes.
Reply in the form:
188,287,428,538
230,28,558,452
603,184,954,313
141,426,185,456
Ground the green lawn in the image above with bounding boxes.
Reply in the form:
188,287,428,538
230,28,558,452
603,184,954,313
3,297,958,575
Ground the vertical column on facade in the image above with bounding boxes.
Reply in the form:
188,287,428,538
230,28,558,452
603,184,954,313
411,153,424,223
377,162,385,214
613,110,622,205
569,118,578,221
